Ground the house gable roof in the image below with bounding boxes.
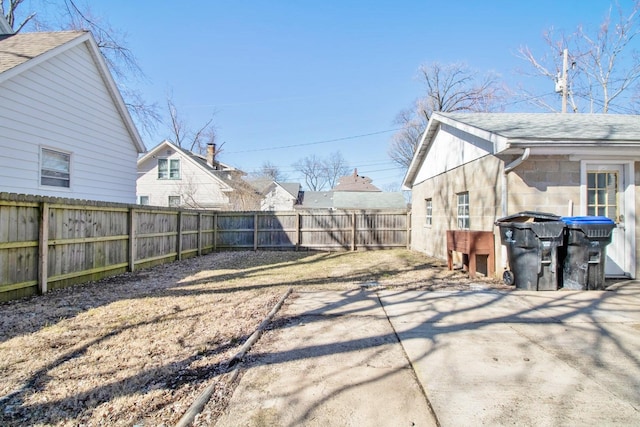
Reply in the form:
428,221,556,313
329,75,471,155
333,169,381,192
0,30,145,153
278,182,301,198
438,113,640,143
403,112,640,188
138,140,243,192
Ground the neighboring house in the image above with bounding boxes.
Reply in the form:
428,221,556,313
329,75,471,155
333,169,381,192
255,181,301,211
0,24,145,203
297,191,406,210
296,170,405,210
137,140,261,210
403,112,640,279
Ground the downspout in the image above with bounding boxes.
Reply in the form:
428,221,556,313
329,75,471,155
500,148,530,268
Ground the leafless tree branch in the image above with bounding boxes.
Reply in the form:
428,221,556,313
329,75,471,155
389,62,505,169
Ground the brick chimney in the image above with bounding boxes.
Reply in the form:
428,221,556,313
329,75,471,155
206,143,216,167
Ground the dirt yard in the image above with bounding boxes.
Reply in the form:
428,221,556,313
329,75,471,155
0,249,506,426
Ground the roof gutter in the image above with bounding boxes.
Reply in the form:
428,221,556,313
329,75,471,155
502,148,530,217
504,147,530,174
500,148,530,269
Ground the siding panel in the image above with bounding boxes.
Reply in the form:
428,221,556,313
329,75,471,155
0,39,140,203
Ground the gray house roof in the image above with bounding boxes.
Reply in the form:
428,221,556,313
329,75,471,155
279,183,301,198
333,192,406,209
404,112,640,188
298,191,406,210
298,191,334,209
438,113,640,142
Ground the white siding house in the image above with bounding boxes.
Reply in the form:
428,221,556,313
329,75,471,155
260,182,301,211
0,28,145,203
137,140,261,210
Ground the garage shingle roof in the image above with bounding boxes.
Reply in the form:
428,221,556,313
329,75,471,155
438,112,640,142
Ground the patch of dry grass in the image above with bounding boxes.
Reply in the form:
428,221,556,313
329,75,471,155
0,249,504,426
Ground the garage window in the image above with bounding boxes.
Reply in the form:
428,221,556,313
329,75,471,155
457,192,469,229
425,198,433,226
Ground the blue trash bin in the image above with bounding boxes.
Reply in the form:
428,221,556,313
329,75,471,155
561,216,616,290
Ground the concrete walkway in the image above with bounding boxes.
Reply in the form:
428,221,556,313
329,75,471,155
216,282,640,426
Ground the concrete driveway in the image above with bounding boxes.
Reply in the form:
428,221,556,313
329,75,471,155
215,282,640,426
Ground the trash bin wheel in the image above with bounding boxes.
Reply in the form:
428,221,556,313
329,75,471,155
503,270,515,286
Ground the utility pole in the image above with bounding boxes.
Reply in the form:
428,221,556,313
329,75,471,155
561,49,568,113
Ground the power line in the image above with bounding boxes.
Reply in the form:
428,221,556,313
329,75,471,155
226,128,402,154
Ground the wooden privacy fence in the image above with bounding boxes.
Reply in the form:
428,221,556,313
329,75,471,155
0,194,410,302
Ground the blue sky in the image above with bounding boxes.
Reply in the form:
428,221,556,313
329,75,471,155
45,1,638,189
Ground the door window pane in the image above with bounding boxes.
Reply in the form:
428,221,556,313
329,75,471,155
587,171,617,220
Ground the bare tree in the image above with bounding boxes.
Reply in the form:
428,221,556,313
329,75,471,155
2,0,160,136
389,62,505,169
388,106,429,171
166,95,217,155
518,2,640,113
1,0,34,32
250,161,288,181
322,151,350,189
293,155,328,191
294,152,350,191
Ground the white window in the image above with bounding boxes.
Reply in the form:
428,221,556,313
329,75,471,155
138,195,150,205
587,171,618,219
168,196,181,207
425,198,432,226
41,148,70,187
457,192,469,229
158,158,180,179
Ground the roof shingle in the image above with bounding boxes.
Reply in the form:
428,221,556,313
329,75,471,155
438,112,640,142
0,31,86,74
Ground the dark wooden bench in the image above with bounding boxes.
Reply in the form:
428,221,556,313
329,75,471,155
446,230,495,279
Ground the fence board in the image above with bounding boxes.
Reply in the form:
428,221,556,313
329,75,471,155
0,194,408,302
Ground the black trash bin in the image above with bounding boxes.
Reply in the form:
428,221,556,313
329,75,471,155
560,216,616,290
495,212,565,291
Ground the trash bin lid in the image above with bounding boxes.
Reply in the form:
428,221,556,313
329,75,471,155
561,216,615,225
496,211,561,224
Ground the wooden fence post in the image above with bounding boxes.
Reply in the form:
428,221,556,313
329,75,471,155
128,208,137,272
213,213,218,251
177,211,183,260
253,213,258,251
351,212,356,251
406,212,411,249
295,212,301,251
38,202,49,294
197,212,203,256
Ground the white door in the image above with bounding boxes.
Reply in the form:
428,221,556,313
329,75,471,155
585,164,627,276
